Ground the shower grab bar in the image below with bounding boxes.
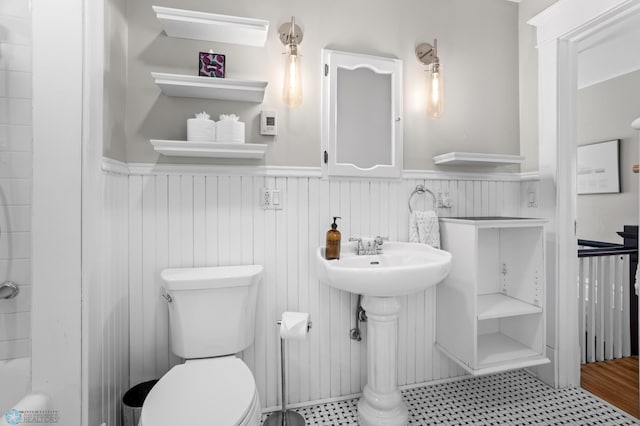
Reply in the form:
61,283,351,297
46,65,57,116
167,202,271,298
408,185,437,213
0,281,19,299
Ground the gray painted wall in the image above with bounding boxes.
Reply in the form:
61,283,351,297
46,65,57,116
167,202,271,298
577,69,640,243
118,0,521,169
104,0,127,161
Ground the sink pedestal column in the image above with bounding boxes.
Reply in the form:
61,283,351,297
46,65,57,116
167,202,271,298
358,296,408,426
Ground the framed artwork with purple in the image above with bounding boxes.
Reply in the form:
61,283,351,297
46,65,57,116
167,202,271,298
199,52,225,78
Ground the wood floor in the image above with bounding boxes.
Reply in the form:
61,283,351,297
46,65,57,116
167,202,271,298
581,356,639,419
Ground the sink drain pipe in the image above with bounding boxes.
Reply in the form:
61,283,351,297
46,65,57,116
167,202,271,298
350,294,367,341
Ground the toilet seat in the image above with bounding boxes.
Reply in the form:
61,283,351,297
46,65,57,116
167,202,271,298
139,356,260,426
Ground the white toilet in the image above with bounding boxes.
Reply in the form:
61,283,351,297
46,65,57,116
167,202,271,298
139,265,263,426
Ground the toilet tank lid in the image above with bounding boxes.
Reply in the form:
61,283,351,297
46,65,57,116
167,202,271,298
161,265,263,291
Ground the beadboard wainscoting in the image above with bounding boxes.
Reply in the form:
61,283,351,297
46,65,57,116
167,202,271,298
91,171,130,426
115,162,524,409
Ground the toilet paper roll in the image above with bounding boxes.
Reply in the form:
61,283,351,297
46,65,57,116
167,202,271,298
187,118,216,142
279,312,310,340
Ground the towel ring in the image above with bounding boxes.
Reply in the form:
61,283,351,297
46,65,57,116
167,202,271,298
408,185,437,213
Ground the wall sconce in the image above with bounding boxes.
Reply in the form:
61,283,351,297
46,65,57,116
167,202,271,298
279,17,304,108
415,39,444,119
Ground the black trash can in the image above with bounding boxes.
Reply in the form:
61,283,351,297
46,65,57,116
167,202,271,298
122,380,158,426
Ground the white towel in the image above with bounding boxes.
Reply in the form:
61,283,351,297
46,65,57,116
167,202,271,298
409,210,440,249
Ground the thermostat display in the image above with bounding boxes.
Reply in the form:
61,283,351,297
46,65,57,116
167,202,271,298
260,110,277,135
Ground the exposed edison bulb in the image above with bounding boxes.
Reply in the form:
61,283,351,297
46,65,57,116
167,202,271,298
283,44,303,108
426,63,444,119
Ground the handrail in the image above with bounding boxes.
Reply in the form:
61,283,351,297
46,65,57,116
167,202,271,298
578,239,623,248
578,238,637,258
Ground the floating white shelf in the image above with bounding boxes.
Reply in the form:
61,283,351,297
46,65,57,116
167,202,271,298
150,140,267,159
477,293,542,321
152,6,269,46
433,152,525,166
151,72,267,103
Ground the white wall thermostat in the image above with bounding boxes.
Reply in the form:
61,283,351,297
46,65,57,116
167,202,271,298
260,110,277,136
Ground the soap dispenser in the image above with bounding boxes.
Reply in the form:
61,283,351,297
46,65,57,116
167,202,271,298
325,217,341,260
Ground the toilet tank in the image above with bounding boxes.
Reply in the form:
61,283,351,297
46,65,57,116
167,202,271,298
161,265,263,359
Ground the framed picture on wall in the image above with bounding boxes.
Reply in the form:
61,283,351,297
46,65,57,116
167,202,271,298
577,139,620,194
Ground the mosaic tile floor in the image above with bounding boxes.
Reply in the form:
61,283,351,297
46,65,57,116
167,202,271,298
262,370,640,425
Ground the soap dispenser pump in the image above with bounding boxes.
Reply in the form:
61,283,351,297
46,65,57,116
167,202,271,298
325,216,341,260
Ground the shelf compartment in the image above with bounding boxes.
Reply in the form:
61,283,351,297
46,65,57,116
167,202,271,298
477,332,546,367
435,341,549,376
432,152,525,166
151,72,267,103
477,293,542,320
152,6,269,46
151,140,267,159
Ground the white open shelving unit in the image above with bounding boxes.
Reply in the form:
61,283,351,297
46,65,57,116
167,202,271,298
150,6,270,159
432,152,525,167
436,217,549,376
150,140,267,159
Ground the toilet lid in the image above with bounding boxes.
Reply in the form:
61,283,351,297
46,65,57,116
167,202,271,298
140,357,257,426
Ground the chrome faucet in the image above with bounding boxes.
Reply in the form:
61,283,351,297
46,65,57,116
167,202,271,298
349,237,366,255
349,236,388,255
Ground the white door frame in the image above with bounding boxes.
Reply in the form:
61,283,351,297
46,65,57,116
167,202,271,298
529,0,640,387
31,0,83,423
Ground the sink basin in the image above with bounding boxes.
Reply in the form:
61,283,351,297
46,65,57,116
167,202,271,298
317,241,452,296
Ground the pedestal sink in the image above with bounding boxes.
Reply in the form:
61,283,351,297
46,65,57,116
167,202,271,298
317,241,452,426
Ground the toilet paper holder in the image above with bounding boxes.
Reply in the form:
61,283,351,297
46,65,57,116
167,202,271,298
277,319,312,332
263,318,312,426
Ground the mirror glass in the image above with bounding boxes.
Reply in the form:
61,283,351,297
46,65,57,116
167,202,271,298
322,49,402,178
336,68,392,168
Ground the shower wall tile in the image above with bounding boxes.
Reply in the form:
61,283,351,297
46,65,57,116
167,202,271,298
0,285,30,314
0,0,30,18
0,205,30,232
125,170,522,409
0,98,32,125
0,152,32,178
0,16,31,45
0,4,31,361
0,339,29,360
0,232,30,260
0,43,31,72
0,125,32,152
0,259,30,285
0,71,32,99
0,180,31,205
0,311,30,340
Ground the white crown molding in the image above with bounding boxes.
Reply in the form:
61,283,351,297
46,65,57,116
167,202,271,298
519,171,541,181
101,157,130,175
126,161,324,177
102,157,538,181
402,169,535,182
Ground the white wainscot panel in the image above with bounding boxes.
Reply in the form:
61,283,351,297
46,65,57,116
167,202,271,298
126,173,522,408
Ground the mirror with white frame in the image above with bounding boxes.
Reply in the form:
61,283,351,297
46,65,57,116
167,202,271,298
321,49,403,178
